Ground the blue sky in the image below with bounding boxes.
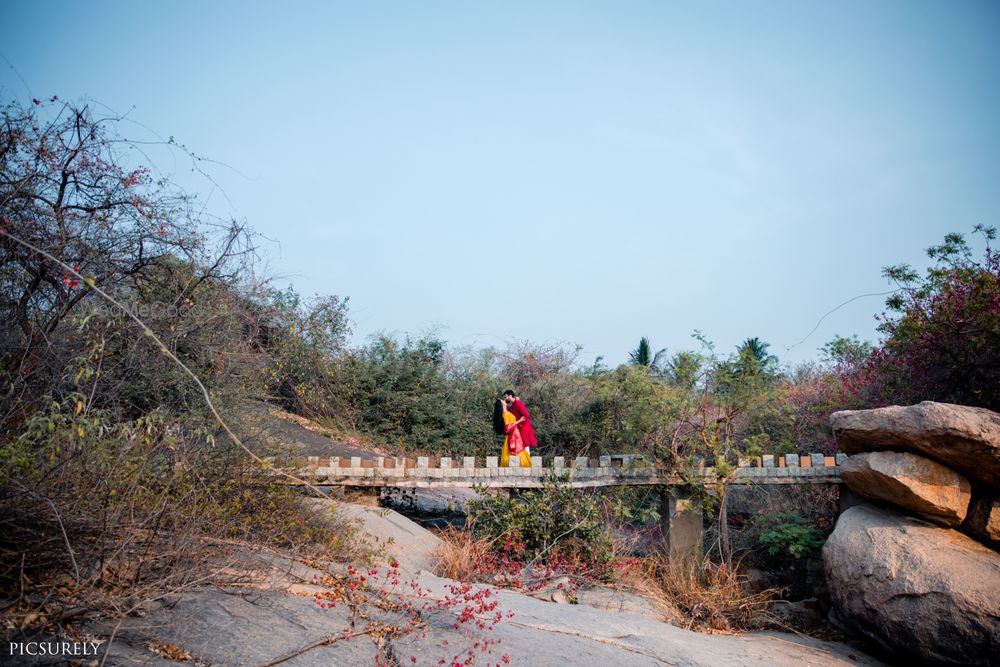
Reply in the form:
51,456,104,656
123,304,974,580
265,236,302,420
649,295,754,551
3,1,998,366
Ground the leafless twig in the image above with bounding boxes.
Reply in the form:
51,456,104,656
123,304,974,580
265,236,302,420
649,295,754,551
41,495,80,584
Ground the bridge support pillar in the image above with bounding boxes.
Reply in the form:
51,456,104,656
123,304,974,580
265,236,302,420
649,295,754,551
659,487,703,561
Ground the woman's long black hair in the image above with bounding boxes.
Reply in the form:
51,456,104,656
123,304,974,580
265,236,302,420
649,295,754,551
492,398,506,435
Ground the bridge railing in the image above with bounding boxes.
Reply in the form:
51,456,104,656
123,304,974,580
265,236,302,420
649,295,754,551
286,452,847,487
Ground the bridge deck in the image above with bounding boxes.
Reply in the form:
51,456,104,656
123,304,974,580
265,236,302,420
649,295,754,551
289,452,846,488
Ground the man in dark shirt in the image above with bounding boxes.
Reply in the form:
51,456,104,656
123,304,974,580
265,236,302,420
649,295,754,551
502,390,537,452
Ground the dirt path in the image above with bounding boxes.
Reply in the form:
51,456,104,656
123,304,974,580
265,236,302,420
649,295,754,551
236,399,383,459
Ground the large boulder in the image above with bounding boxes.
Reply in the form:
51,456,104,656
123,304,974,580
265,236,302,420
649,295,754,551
830,402,1000,488
304,499,443,574
823,504,1000,665
839,451,971,526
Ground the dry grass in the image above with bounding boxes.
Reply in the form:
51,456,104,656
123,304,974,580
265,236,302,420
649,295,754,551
640,552,780,632
433,522,780,635
432,526,497,581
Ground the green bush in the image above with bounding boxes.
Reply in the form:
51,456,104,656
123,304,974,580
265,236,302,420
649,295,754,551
328,335,497,456
466,475,615,573
756,510,826,560
581,365,687,455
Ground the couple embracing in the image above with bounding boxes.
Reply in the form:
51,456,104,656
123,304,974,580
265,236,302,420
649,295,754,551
492,390,536,467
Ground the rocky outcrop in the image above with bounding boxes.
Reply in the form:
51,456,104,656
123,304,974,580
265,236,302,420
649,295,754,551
77,551,889,667
839,451,971,526
305,497,443,574
30,503,886,667
823,504,1000,665
963,496,1000,547
830,401,1000,487
826,403,1000,663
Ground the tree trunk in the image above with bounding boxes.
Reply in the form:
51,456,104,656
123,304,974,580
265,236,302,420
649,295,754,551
718,485,732,571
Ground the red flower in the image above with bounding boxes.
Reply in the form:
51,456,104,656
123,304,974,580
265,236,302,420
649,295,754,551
62,264,81,289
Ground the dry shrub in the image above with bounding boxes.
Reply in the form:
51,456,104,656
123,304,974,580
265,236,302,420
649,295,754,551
0,401,359,638
433,521,777,635
432,525,498,582
643,552,779,632
432,506,780,636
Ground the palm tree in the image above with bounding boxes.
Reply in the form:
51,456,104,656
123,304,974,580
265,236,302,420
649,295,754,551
629,337,668,374
735,337,779,378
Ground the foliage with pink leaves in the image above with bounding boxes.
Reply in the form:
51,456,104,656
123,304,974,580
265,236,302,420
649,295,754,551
857,226,999,411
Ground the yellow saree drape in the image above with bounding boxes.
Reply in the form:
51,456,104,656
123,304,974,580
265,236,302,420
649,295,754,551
500,409,531,467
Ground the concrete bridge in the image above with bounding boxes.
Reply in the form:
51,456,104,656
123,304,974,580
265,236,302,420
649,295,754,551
290,451,846,558
294,451,847,489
